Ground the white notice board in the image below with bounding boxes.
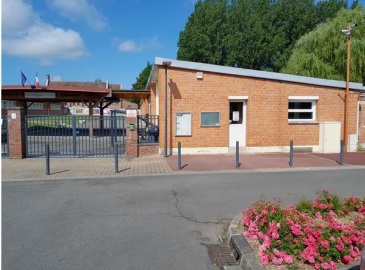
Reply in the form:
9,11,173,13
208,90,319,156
176,112,192,136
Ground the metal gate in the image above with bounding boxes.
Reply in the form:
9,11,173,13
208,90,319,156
25,115,125,157
1,116,9,157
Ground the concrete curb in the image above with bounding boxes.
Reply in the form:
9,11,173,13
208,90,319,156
228,213,264,270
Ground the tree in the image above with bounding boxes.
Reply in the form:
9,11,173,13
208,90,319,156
316,0,347,24
132,62,152,90
281,5,365,84
177,0,346,72
177,0,228,65
129,62,153,107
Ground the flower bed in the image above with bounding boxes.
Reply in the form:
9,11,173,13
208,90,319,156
241,190,365,270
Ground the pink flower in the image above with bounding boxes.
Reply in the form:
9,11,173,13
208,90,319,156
283,254,293,264
320,240,329,249
260,254,269,265
321,262,331,269
335,239,345,251
315,212,322,220
291,224,302,236
272,257,283,265
319,203,328,210
342,255,354,264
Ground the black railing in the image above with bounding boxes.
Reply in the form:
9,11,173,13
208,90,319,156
137,115,159,144
1,116,9,157
25,115,126,157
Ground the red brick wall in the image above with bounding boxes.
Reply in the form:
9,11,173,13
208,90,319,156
150,66,360,151
138,144,159,156
7,108,26,159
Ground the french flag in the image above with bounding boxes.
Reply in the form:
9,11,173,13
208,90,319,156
35,74,40,88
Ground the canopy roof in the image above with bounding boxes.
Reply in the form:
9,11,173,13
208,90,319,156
1,85,150,103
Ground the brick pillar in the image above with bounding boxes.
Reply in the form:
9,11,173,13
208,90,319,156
125,117,138,158
8,107,26,159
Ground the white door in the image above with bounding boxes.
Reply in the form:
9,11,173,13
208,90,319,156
229,101,246,147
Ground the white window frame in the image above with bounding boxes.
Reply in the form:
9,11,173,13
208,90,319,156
288,96,318,123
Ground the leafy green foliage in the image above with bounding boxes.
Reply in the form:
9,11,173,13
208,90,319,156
177,0,348,72
282,5,365,83
132,62,152,90
129,62,152,108
177,0,228,65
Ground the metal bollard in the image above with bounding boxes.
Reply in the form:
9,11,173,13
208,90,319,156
236,141,240,169
340,140,344,165
178,142,181,170
289,140,294,167
115,143,119,173
45,144,50,175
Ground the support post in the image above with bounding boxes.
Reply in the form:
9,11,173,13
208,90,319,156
72,116,77,157
340,140,344,165
115,143,119,173
236,141,240,169
178,142,181,170
46,144,50,175
289,140,294,167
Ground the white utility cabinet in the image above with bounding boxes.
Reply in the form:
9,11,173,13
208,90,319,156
319,122,341,153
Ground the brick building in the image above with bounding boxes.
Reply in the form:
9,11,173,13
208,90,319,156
141,57,365,154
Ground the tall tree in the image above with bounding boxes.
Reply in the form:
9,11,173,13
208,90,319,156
177,0,348,72
316,0,347,23
129,62,152,107
282,5,365,83
225,0,275,70
132,62,152,90
177,0,228,65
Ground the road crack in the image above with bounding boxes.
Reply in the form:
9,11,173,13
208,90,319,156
172,190,230,225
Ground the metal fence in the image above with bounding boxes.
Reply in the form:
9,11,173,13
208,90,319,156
25,115,125,157
137,115,159,144
1,116,9,157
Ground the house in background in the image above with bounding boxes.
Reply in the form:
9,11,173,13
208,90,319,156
1,100,65,116
141,57,365,155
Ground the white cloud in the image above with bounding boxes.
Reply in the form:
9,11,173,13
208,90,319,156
46,0,108,31
118,36,162,52
2,0,89,60
118,40,140,52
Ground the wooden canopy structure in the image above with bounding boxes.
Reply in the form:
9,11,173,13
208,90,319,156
2,84,150,137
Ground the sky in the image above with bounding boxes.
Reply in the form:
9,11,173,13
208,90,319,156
1,0,364,89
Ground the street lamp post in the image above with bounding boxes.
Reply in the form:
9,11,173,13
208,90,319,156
341,23,356,152
162,61,172,157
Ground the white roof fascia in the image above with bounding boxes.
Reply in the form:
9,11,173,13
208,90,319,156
145,64,158,90
154,57,365,92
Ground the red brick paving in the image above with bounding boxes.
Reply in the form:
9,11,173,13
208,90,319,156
165,152,365,171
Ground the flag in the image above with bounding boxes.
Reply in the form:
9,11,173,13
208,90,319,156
21,71,27,87
35,73,40,88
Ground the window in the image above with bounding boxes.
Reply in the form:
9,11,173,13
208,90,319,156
2,101,17,109
201,112,220,126
50,104,62,110
288,96,318,122
27,102,44,110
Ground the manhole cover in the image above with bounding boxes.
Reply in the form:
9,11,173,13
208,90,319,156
206,244,238,270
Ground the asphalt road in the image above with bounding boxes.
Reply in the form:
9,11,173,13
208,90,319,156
2,168,365,270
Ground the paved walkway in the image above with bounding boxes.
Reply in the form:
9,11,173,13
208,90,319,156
2,152,365,181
